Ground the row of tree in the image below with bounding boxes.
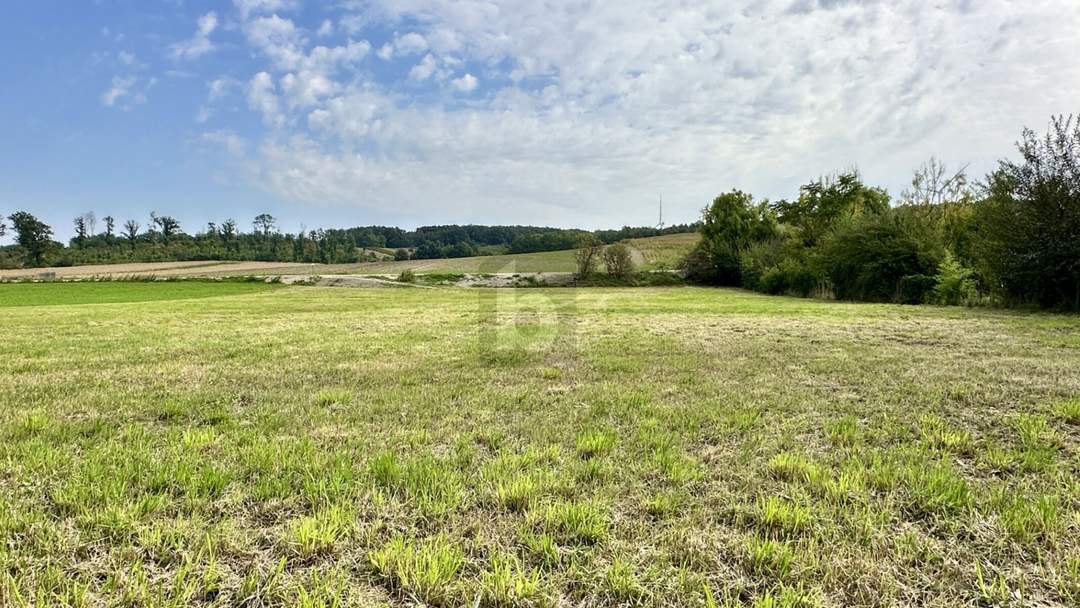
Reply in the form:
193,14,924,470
682,116,1080,311
0,210,696,269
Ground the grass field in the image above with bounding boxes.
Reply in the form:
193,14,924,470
0,234,697,280
2,283,1078,607
627,233,700,271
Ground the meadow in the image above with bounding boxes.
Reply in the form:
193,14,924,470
1,282,1078,607
0,234,696,280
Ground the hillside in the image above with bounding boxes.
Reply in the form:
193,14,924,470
0,233,700,279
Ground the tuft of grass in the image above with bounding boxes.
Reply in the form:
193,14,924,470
286,505,352,558
826,416,860,447
754,496,812,536
313,389,352,408
746,537,796,579
519,531,559,566
751,584,819,608
645,490,684,519
369,535,464,605
368,452,463,514
575,428,616,459
540,500,609,545
480,553,545,607
604,557,644,601
998,494,1059,545
918,414,974,455
495,475,541,512
1056,398,1080,424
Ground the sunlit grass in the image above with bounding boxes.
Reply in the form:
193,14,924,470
0,283,1077,606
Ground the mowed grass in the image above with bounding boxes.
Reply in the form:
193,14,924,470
1,284,1078,607
0,280,279,307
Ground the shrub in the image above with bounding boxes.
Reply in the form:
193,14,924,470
573,234,604,278
740,236,819,296
393,248,410,261
685,190,778,285
932,250,978,305
397,269,416,283
602,243,636,280
819,209,943,302
976,115,1080,310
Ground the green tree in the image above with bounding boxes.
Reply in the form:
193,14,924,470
8,211,54,266
602,243,636,280
977,115,1080,310
253,213,277,236
103,216,115,240
773,172,890,246
73,215,88,247
685,190,777,285
573,233,604,278
123,220,140,250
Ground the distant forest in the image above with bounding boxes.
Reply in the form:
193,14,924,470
0,211,697,269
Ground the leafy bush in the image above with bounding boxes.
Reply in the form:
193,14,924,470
573,234,604,278
932,251,978,305
685,190,778,285
976,115,1080,310
819,209,943,302
397,269,416,283
739,236,820,296
602,243,636,279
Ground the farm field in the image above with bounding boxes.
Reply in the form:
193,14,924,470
1,283,1079,607
0,234,696,280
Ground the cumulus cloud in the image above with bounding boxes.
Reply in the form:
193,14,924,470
198,0,1080,226
234,0,300,20
394,32,428,56
450,73,477,92
408,54,438,80
169,11,218,60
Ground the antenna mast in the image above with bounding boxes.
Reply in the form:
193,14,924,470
656,194,665,229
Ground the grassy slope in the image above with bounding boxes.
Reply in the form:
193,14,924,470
0,233,699,279
1,284,1078,607
627,232,700,270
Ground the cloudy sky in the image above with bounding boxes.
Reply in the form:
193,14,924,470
2,0,1079,240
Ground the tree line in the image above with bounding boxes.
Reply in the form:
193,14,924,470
0,209,696,270
682,116,1080,311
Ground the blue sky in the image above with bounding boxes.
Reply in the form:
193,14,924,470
2,0,1079,242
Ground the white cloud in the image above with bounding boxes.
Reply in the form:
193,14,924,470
450,73,477,92
201,0,1080,227
317,19,334,37
102,76,154,109
169,11,218,60
102,76,136,107
408,53,438,80
247,71,284,127
202,130,248,157
394,32,428,56
234,0,300,20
